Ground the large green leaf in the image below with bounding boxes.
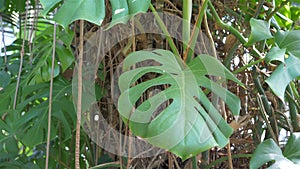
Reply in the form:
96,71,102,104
246,18,273,46
109,0,150,27
40,0,150,28
250,133,300,169
39,0,61,16
266,55,300,101
118,49,242,160
40,0,105,28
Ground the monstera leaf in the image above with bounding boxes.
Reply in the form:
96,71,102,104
250,133,300,169
40,0,150,28
118,49,243,160
265,46,286,64
246,18,273,46
15,77,75,147
266,30,300,101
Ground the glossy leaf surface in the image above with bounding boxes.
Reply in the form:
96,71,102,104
118,49,242,160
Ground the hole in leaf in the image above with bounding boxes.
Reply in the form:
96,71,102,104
135,85,170,111
134,59,162,68
129,71,163,88
150,99,173,121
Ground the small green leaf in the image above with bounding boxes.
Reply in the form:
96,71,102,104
283,133,300,164
265,46,286,64
266,54,300,101
250,133,300,169
246,18,273,46
250,139,287,169
275,30,300,57
0,71,11,88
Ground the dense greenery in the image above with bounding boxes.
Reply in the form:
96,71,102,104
0,0,300,168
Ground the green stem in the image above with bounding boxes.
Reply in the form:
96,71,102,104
199,150,209,168
192,156,197,169
291,81,300,100
149,4,184,68
286,85,300,131
266,0,290,21
204,154,252,169
233,58,264,74
253,0,265,18
207,0,263,58
183,0,192,52
208,1,246,44
253,69,278,142
184,0,208,63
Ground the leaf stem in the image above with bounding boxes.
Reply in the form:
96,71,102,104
207,1,246,44
207,0,263,59
266,0,290,21
223,41,240,68
253,68,278,142
233,58,264,74
192,156,197,169
257,94,278,143
286,85,300,131
183,0,208,63
182,0,192,52
149,4,183,67
253,0,265,18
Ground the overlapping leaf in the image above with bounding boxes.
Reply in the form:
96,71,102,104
118,49,243,160
266,30,300,101
29,26,74,84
